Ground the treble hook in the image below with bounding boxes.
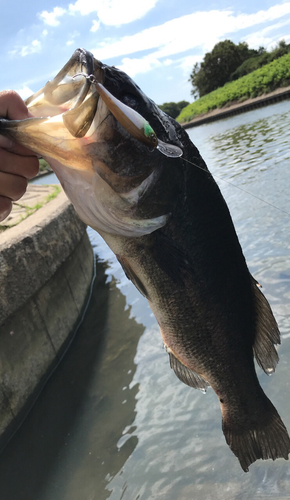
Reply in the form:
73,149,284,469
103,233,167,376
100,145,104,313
73,73,98,85
72,72,183,158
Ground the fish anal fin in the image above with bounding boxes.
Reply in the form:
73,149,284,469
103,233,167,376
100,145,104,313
116,255,148,299
251,276,280,374
166,347,209,391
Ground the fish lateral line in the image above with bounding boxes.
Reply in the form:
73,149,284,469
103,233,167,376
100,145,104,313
72,72,183,158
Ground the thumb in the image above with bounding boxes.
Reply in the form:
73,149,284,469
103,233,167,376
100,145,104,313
0,90,30,120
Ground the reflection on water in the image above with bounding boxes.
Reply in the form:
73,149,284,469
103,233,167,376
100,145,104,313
1,100,290,499
29,171,59,185
0,257,144,500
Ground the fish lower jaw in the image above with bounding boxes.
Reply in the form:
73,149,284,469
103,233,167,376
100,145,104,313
45,156,168,237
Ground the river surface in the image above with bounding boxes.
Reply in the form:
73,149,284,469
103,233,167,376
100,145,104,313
2,101,290,499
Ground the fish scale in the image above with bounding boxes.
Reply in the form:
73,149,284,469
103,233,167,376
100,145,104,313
0,48,289,472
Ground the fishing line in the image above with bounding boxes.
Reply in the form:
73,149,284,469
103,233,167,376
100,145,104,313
179,155,290,218
71,72,290,217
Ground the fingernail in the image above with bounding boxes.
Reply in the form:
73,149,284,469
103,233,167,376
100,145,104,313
0,205,12,222
0,135,13,149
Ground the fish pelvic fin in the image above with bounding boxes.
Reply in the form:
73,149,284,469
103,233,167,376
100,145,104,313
251,275,280,375
166,347,209,391
222,395,290,472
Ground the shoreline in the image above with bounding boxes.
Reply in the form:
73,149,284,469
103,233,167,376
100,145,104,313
181,85,290,129
0,191,94,446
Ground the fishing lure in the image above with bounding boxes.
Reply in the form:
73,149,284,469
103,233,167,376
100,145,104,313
73,73,183,159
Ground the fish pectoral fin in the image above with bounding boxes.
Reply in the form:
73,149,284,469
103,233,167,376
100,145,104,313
251,275,280,375
116,255,148,299
166,348,209,391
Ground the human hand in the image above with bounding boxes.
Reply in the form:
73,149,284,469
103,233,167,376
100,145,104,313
0,90,39,222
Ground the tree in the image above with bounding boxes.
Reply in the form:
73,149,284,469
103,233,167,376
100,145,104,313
190,40,258,97
159,100,190,119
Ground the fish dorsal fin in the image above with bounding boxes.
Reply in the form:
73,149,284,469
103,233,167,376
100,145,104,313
251,275,280,374
166,347,209,391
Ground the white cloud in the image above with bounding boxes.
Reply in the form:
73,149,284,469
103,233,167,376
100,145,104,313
279,34,290,43
117,55,162,77
69,0,157,25
65,30,80,46
117,53,203,80
178,55,203,75
243,16,290,50
91,4,290,62
40,7,66,26
15,86,34,100
243,34,274,50
20,40,42,57
91,20,100,32
267,34,290,50
42,29,48,36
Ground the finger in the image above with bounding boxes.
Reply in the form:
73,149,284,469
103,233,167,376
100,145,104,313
0,196,12,222
0,148,39,179
0,135,38,157
0,90,30,120
0,171,27,201
0,91,37,156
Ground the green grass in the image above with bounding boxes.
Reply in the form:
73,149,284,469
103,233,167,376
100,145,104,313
39,158,52,173
177,52,290,123
18,185,61,219
0,185,61,232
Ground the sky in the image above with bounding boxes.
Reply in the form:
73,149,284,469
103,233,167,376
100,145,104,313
1,0,290,105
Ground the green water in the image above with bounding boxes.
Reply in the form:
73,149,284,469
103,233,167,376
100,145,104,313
1,101,290,499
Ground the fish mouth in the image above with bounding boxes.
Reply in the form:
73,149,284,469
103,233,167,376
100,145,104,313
26,48,105,139
25,48,182,159
0,48,182,176
0,49,182,236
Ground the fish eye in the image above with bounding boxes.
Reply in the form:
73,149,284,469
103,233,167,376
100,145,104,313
120,92,138,109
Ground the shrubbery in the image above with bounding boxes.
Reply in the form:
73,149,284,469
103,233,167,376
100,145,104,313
230,41,290,81
158,100,189,118
177,53,290,123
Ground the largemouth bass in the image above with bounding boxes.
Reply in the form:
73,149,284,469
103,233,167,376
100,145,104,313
1,48,289,472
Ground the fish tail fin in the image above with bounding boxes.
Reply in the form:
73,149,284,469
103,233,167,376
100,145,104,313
222,395,290,472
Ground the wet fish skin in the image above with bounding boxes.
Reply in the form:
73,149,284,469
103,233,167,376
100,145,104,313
0,48,289,471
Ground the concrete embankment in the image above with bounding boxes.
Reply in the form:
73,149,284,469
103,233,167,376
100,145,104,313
0,190,94,446
182,85,290,129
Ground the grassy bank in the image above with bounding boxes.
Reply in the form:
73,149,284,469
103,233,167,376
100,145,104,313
39,158,52,173
0,185,61,232
177,52,290,123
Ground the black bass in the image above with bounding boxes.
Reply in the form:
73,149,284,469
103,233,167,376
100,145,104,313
1,48,289,472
